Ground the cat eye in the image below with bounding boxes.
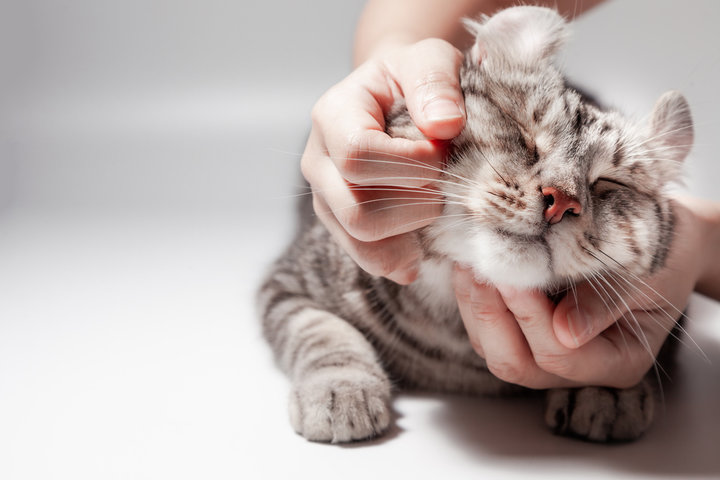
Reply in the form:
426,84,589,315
592,177,630,190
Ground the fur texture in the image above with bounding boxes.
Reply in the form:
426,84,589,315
258,6,693,443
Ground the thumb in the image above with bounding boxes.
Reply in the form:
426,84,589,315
394,39,466,140
553,282,628,349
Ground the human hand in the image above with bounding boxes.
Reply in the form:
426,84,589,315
301,39,466,284
453,197,707,389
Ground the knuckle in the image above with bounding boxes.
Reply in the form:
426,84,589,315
468,336,485,358
513,312,535,327
469,303,506,327
311,85,347,130
310,92,333,126
310,100,324,126
311,195,330,223
606,368,647,389
486,359,526,385
450,46,464,65
619,359,653,388
413,70,460,93
454,285,472,306
335,204,375,242
355,243,403,278
339,131,368,180
614,375,644,390
358,252,392,278
299,150,318,184
533,352,575,378
414,38,462,61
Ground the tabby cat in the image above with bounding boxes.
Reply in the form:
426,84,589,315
258,6,693,443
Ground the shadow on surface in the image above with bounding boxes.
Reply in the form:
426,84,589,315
420,331,720,477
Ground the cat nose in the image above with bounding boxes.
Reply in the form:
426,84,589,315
542,187,582,224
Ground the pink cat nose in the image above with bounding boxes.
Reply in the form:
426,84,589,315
542,187,582,224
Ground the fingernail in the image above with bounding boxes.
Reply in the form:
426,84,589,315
567,307,593,347
423,99,463,121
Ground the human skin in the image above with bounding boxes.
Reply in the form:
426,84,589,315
300,0,720,389
454,197,720,389
302,0,604,284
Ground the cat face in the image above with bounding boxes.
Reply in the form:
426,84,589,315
426,7,693,289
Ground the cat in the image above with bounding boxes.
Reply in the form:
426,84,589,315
258,6,693,443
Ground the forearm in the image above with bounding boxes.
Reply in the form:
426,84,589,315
694,198,720,300
354,0,495,64
353,0,605,65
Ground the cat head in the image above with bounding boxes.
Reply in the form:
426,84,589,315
393,6,694,289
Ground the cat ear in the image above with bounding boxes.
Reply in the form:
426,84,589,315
464,6,569,65
646,91,694,164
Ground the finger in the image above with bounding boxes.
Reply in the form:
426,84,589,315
452,265,484,357
312,194,422,284
316,68,446,186
556,309,665,388
305,151,443,242
501,285,657,387
498,286,585,381
553,279,632,349
453,266,574,389
391,39,466,140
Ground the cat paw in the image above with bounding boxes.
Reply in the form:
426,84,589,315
545,382,654,442
289,369,392,443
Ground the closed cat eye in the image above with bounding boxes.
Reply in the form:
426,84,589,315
593,177,630,189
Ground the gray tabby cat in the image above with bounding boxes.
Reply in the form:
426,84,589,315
258,6,693,443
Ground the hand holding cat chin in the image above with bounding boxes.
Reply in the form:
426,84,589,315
454,266,672,390
453,196,708,390
300,38,466,284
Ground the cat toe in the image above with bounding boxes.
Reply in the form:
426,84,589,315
545,382,654,442
289,371,392,443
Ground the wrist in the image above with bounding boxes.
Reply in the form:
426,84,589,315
354,33,419,66
677,195,720,300
695,200,720,299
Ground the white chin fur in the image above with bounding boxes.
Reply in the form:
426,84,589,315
433,226,552,289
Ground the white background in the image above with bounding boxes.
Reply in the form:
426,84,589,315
1,1,719,479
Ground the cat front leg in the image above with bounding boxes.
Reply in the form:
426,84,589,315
545,378,655,442
261,290,392,442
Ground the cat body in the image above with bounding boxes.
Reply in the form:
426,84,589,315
259,7,692,443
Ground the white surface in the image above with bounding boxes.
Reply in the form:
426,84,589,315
1,1,720,479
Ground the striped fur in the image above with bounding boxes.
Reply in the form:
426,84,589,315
259,7,693,443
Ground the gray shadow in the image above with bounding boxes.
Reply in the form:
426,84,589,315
419,333,720,477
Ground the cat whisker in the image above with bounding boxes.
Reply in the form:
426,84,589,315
601,273,708,363
343,184,470,201
594,247,691,324
474,148,511,186
429,216,476,237
596,270,669,402
581,270,632,354
592,270,669,388
277,184,454,201
337,174,473,190
360,149,486,188
386,212,475,236
582,246,707,362
370,200,464,214
582,247,676,328
633,123,694,150
296,176,477,202
305,151,488,191
269,147,486,190
315,200,457,221
624,144,696,159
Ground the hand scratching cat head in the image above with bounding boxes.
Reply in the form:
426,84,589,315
390,6,693,289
